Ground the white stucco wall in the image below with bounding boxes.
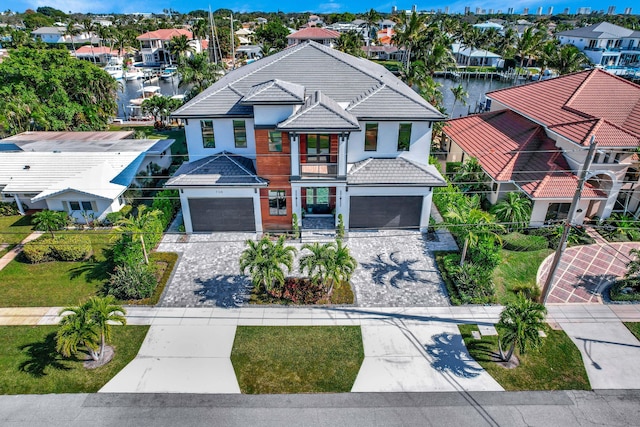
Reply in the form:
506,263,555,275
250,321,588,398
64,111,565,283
529,198,591,227
184,118,257,162
346,121,432,164
43,191,122,223
253,105,294,126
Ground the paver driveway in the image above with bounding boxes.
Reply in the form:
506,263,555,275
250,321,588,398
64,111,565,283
157,230,450,307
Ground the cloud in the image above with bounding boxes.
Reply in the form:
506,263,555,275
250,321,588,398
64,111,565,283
317,2,342,13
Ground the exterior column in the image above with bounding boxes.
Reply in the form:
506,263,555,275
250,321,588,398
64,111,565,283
290,134,300,177
420,192,433,233
14,194,25,215
292,185,302,226
338,134,348,176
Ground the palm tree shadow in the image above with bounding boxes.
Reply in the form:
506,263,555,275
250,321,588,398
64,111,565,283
193,274,252,307
68,248,113,283
360,251,429,289
424,332,484,378
18,332,72,377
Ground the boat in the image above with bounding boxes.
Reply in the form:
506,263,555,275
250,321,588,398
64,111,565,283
128,86,163,106
104,63,124,80
124,68,145,80
160,66,178,80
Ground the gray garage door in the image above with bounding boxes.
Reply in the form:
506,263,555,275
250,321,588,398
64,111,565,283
349,196,422,230
188,198,255,232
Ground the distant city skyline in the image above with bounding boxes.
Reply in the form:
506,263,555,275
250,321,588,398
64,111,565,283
6,1,636,17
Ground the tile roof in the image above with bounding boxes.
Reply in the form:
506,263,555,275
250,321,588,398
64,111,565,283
172,41,443,121
286,27,340,40
241,79,305,104
556,21,640,39
487,69,640,148
277,91,360,132
444,110,605,200
347,157,446,186
165,152,267,187
137,29,192,41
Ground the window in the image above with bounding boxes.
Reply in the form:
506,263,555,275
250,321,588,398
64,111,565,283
268,190,286,216
614,152,623,163
365,123,378,151
68,201,95,211
233,120,247,148
603,152,611,163
268,131,282,152
201,120,215,148
397,123,412,151
70,201,81,211
81,201,92,211
306,134,330,162
546,203,571,221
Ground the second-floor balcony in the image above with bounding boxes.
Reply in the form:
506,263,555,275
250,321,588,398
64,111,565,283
300,162,338,179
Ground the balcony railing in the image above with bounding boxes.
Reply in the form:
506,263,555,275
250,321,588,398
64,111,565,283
300,163,338,178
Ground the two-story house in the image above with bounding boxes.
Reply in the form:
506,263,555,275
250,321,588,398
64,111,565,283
286,28,340,47
443,69,640,226
136,28,194,66
556,22,640,67
168,41,445,233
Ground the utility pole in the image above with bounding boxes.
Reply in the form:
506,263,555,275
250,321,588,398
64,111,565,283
540,135,597,304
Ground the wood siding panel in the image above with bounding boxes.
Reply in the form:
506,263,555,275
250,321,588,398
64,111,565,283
255,129,292,230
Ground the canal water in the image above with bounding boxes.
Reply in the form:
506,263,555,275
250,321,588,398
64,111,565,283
115,75,183,120
434,77,516,119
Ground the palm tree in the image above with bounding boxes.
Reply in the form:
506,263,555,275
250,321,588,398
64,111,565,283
32,210,68,238
65,22,80,53
545,44,590,75
239,235,297,294
452,157,488,194
515,26,546,79
497,293,547,362
86,295,126,362
168,34,195,64
56,304,100,361
300,241,331,286
392,11,427,69
625,248,640,280
362,8,381,56
450,84,468,117
335,31,364,57
115,206,162,264
491,192,532,231
423,42,456,75
178,52,224,98
324,239,357,297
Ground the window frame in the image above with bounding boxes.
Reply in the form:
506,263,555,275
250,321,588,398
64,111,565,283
306,134,330,162
365,123,378,152
201,120,215,148
268,131,283,152
397,123,412,151
268,190,287,216
233,120,247,148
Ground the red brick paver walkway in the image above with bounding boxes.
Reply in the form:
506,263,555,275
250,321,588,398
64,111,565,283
538,241,640,303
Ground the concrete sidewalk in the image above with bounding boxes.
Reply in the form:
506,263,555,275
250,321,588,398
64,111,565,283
0,231,43,271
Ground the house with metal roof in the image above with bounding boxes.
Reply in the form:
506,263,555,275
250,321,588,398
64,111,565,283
556,22,640,67
169,40,446,233
0,132,174,223
442,69,640,226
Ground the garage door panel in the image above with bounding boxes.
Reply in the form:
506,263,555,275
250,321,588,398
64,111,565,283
349,196,422,229
188,198,255,232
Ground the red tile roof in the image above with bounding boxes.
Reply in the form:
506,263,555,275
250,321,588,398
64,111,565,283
444,110,606,200
488,69,640,147
73,46,118,55
287,27,340,40
137,29,192,41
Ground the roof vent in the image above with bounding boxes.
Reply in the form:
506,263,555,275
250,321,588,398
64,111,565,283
23,165,30,170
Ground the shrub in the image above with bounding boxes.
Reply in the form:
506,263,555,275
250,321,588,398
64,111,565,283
0,201,23,216
51,234,92,261
292,213,300,239
609,278,640,302
105,211,124,225
106,263,158,300
22,237,55,263
151,189,180,230
440,253,495,304
280,278,326,304
467,237,501,271
502,232,549,251
336,214,345,240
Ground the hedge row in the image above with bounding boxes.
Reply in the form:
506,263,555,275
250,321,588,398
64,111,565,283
22,234,92,263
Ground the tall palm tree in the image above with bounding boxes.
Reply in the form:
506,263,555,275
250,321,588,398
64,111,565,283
497,293,547,362
491,192,532,231
178,52,223,98
423,42,456,75
450,84,468,117
545,44,590,75
335,30,365,57
32,210,68,238
392,11,427,69
86,296,126,362
362,8,381,56
56,304,100,361
168,34,195,64
515,26,546,78
115,206,162,265
239,235,297,293
65,22,80,53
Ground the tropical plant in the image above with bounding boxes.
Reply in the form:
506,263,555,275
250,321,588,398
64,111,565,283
86,296,127,362
107,263,157,300
56,304,100,361
497,293,547,362
32,210,68,237
239,235,297,293
452,157,489,194
362,8,381,54
392,11,428,69
299,242,331,285
335,30,365,57
178,52,224,99
300,239,357,297
336,213,345,240
544,43,590,75
491,192,532,231
168,34,195,64
450,84,468,117
254,19,289,52
115,206,163,264
625,248,640,280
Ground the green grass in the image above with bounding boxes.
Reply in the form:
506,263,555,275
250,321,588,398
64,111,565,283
493,248,553,305
0,230,113,307
231,326,364,394
624,322,640,341
0,215,33,256
0,325,148,394
459,324,591,391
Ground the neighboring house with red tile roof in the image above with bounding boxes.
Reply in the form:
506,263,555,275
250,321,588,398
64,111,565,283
136,29,194,66
287,27,340,47
72,45,121,65
442,69,640,226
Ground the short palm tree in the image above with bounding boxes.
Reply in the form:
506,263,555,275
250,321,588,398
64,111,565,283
115,206,162,264
300,240,357,298
33,210,68,238
86,295,126,361
325,239,357,297
497,293,547,362
299,242,331,285
491,192,532,232
239,236,297,293
56,304,100,361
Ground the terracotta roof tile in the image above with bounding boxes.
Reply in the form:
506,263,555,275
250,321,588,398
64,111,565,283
287,27,340,40
137,29,192,41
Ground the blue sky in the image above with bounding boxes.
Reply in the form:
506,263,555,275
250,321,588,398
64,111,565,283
9,0,635,16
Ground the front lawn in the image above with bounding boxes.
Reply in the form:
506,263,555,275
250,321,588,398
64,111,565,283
0,215,33,256
624,322,640,341
0,325,148,394
231,326,364,394
459,324,590,391
493,248,553,305
0,230,112,306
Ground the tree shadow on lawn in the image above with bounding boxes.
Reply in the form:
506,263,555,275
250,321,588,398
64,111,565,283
193,274,252,308
360,251,431,289
18,332,72,377
67,248,114,283
424,332,485,378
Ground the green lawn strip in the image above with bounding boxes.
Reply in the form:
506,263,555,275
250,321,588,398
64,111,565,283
0,215,34,254
458,324,590,391
231,326,364,394
0,325,148,394
0,230,112,307
493,248,553,305
623,322,640,341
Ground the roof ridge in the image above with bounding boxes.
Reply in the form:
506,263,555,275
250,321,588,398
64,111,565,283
348,157,374,176
347,83,385,110
223,152,260,182
564,68,598,109
496,125,542,180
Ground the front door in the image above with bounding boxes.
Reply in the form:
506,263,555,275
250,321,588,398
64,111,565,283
306,187,331,214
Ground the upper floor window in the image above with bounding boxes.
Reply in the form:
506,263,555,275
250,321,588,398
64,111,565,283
397,123,412,151
268,190,287,216
201,120,215,148
365,123,378,151
269,131,282,152
614,152,623,163
233,120,247,148
306,134,330,162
